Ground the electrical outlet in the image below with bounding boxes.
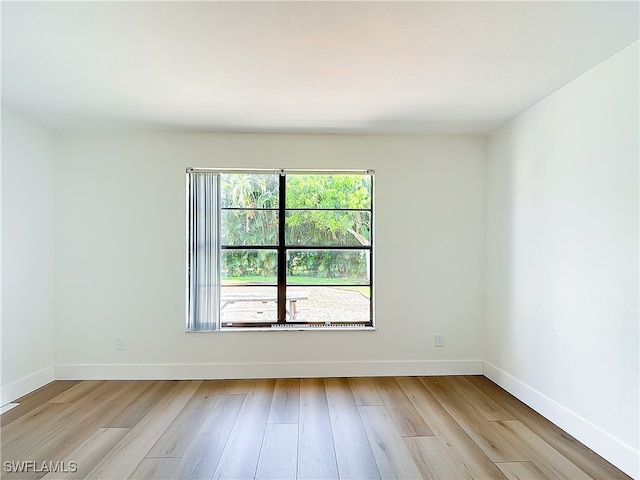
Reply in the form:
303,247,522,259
434,334,444,347
115,337,125,351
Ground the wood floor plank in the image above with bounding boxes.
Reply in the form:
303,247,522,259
419,376,527,462
397,376,509,479
464,375,632,480
128,458,180,480
325,378,381,480
255,423,298,480
47,380,106,404
495,420,591,479
1,402,77,456
297,378,339,480
42,428,130,480
404,436,468,480
212,379,275,480
348,377,384,406
267,378,300,424
104,381,177,428
497,461,552,480
223,378,252,394
3,381,144,478
442,376,516,421
146,380,227,458
358,405,423,479
172,394,245,480
372,377,434,437
85,380,201,480
1,381,80,427
404,382,592,480
1,381,123,450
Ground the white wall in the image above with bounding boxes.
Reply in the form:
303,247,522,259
53,133,486,379
1,107,56,405
486,42,639,477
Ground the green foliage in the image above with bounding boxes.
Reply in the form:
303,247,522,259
220,173,279,209
222,250,277,280
286,175,371,209
287,250,368,281
220,173,371,282
286,175,371,248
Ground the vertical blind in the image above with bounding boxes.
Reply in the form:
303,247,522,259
186,172,219,331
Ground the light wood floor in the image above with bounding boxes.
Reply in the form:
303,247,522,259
1,376,629,480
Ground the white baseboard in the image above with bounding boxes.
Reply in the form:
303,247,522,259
484,361,639,480
54,359,483,381
0,403,20,414
1,365,55,405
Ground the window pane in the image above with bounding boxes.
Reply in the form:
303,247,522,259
221,249,277,285
220,286,278,324
287,249,370,285
221,209,278,246
286,175,371,209
285,210,370,246
286,286,370,323
220,173,279,208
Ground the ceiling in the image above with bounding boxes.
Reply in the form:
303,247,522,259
2,1,638,134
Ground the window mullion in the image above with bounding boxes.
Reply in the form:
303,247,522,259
277,174,287,322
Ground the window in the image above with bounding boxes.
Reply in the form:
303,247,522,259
187,169,374,330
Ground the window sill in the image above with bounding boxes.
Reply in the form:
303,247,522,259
186,325,376,333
